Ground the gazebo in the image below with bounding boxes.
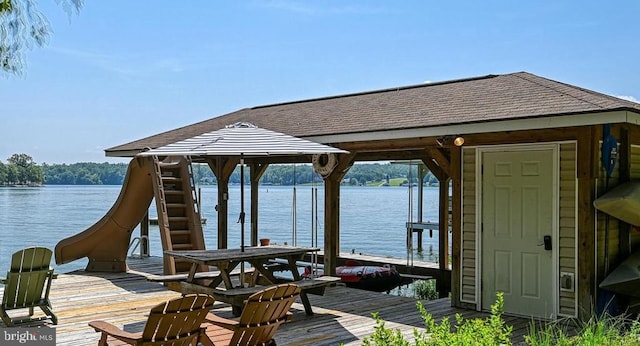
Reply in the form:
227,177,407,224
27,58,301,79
106,72,640,320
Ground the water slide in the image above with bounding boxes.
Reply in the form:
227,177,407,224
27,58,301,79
55,157,154,272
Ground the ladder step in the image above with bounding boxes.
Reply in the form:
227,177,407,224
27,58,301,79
162,177,182,183
172,244,195,250
164,190,183,195
168,217,188,222
166,203,186,208
158,162,182,168
170,230,191,236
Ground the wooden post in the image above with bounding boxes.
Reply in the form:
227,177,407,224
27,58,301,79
577,126,596,320
323,176,340,276
422,147,453,299
207,157,239,250
250,163,269,248
438,178,451,269
450,145,462,306
322,154,355,276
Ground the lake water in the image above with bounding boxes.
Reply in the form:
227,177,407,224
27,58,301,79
0,185,444,273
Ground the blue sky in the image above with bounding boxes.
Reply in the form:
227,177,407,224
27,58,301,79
3,1,639,164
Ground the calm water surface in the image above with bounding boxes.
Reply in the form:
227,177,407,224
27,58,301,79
0,185,443,273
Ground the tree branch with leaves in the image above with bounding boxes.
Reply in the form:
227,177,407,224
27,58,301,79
0,0,83,76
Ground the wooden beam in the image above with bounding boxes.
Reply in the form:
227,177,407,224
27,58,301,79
421,156,447,181
460,127,582,147
323,154,356,276
250,163,269,247
206,157,239,249
576,126,596,320
427,148,451,177
340,137,440,152
356,150,440,162
339,127,581,153
449,145,462,306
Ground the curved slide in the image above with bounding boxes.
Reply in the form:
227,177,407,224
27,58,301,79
55,157,154,272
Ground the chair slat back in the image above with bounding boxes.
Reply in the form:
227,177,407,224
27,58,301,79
2,247,54,309
231,283,301,346
2,269,51,309
141,294,214,346
10,247,52,272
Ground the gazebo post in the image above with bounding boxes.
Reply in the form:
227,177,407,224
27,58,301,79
250,163,269,247
207,157,239,249
323,176,341,276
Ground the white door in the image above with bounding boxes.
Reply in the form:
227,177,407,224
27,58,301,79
481,149,555,318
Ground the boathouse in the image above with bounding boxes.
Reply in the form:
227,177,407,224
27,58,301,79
106,72,640,320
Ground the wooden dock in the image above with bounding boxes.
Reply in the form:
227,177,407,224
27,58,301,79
0,256,537,345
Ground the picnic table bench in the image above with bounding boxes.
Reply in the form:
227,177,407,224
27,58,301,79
181,275,341,315
164,246,337,316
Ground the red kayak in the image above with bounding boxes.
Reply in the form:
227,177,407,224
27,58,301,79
303,260,402,292
336,260,401,292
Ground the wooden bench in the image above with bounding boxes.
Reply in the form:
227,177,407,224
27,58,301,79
267,258,323,271
146,271,221,283
181,276,341,316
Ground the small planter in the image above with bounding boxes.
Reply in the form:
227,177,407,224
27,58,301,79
259,238,270,246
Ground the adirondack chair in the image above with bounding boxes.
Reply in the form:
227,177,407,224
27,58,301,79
0,246,58,326
89,294,215,346
205,283,301,346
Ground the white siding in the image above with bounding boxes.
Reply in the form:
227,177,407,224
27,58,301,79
461,148,477,303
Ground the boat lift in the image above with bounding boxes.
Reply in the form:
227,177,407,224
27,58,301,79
393,160,451,267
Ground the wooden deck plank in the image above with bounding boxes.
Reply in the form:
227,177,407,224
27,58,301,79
0,256,537,345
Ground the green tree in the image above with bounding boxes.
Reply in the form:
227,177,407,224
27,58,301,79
6,153,44,184
7,153,35,167
0,161,7,183
5,164,19,183
1,0,83,76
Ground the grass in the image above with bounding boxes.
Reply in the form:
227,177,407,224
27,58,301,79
362,292,640,345
526,314,640,345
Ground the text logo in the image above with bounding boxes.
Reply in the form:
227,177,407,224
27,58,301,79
2,327,56,346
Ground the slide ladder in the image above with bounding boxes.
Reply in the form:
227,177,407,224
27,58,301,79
150,156,207,275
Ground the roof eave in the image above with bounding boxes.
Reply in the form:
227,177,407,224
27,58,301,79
105,108,640,158
307,109,640,144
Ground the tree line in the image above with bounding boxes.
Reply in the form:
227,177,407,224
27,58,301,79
1,153,438,186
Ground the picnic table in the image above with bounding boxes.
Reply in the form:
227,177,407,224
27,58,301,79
164,245,340,316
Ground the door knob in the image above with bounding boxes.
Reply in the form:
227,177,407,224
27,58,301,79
537,235,552,250
543,235,552,250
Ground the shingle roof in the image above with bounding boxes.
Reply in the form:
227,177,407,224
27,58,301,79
107,71,640,155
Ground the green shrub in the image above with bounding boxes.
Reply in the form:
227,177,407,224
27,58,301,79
413,279,438,300
525,313,640,346
362,292,512,345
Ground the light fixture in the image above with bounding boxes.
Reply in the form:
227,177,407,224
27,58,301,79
436,135,465,147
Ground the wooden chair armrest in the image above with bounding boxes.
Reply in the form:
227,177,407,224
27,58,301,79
204,313,239,330
88,320,140,344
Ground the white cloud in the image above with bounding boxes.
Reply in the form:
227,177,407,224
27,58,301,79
615,95,640,103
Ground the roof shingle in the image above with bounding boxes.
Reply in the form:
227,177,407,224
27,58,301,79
107,72,640,154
